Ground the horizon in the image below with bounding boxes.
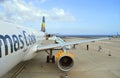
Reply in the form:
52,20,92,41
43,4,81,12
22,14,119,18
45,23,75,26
56,34,119,37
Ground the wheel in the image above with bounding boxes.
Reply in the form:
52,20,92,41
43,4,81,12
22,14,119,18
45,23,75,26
47,56,50,63
52,56,55,63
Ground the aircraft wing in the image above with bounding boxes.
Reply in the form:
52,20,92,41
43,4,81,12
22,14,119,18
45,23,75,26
37,38,109,51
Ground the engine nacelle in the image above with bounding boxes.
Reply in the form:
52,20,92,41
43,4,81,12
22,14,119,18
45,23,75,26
56,50,74,71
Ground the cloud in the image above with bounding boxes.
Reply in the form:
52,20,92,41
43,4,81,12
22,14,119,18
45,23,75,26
0,0,76,25
49,8,75,22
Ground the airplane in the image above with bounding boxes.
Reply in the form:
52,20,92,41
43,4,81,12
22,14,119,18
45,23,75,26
0,16,108,77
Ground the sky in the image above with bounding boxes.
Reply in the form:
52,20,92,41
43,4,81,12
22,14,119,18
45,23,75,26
0,0,120,35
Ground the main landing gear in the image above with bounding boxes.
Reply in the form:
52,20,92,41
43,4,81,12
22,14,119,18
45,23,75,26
46,49,55,63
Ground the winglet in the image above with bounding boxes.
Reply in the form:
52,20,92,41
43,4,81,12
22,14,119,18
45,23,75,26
41,16,46,32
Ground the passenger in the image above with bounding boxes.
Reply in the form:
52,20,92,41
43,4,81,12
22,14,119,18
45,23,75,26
86,44,89,51
98,45,102,52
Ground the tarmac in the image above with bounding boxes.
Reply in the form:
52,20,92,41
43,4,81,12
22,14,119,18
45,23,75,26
1,37,120,78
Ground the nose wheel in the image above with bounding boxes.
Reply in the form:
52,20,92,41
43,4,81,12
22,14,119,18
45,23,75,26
46,49,55,63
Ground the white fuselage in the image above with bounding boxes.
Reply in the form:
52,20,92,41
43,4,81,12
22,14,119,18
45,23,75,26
0,21,45,77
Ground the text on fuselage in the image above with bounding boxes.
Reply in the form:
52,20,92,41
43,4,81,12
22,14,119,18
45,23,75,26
0,31,36,58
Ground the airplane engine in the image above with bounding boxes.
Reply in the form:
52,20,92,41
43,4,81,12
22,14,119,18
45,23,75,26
56,50,74,71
